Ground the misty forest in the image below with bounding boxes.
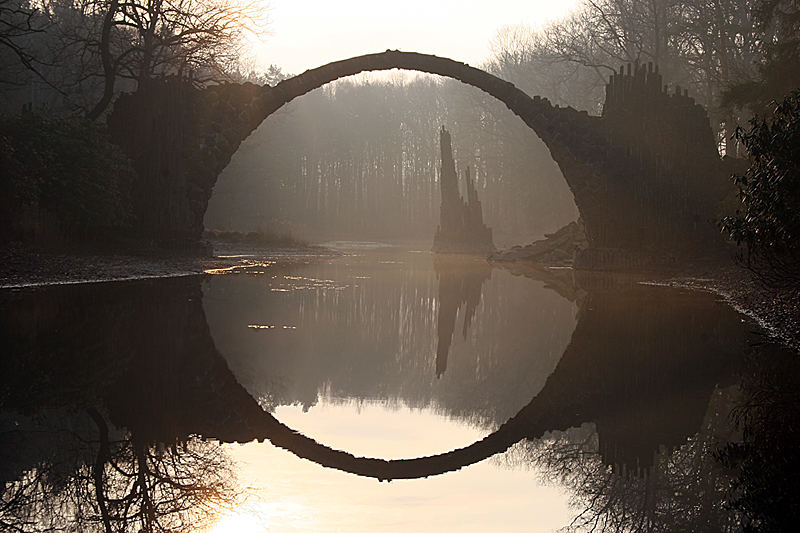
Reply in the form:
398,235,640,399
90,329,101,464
1,0,800,532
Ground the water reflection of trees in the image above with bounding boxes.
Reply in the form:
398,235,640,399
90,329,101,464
204,253,577,427
716,344,800,533
500,386,742,532
1,409,237,533
4,261,798,530
485,264,768,532
490,328,800,533
0,279,240,532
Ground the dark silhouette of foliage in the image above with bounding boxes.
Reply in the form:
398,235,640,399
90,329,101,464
721,90,800,287
0,112,136,244
0,411,239,533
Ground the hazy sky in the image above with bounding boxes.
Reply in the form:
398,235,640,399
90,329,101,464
249,1,580,74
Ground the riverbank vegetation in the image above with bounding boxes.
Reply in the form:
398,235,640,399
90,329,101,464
0,0,273,250
722,90,800,288
2,3,800,532
0,112,136,246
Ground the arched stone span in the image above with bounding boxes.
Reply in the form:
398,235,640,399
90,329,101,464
109,51,728,258
260,50,588,165
221,51,599,244
199,276,747,480
112,51,596,246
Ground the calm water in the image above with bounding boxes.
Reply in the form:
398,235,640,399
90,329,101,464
1,247,796,532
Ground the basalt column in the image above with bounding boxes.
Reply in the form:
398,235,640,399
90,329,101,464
432,127,495,254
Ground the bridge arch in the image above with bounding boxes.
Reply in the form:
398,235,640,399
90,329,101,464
189,53,589,478
259,51,570,148
205,51,596,241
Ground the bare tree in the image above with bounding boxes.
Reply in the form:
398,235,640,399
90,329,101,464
487,0,766,150
498,400,741,533
0,0,51,83
487,25,608,111
87,0,266,119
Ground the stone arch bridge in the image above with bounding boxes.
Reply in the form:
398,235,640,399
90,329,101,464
109,51,732,258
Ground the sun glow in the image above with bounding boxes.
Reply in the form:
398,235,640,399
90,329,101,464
250,0,581,74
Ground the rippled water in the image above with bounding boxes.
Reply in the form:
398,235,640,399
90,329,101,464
1,247,794,532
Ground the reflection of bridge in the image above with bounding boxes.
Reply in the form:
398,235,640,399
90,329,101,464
217,278,747,478
7,272,746,480
2,272,749,481
110,51,730,256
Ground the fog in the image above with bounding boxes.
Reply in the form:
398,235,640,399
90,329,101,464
204,75,578,247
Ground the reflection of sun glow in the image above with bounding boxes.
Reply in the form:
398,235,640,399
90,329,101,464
209,511,263,533
208,501,314,533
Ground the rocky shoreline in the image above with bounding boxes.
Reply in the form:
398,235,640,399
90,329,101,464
491,217,799,352
490,221,588,266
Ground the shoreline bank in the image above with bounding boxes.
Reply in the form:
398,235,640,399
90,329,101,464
0,246,336,290
647,265,800,354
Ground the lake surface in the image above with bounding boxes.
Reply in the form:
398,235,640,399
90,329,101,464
1,247,796,532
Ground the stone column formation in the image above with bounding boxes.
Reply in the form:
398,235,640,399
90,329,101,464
432,126,495,254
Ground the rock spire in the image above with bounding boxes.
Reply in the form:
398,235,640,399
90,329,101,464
432,126,495,254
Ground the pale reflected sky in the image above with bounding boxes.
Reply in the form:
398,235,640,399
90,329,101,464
248,0,580,73
212,399,574,532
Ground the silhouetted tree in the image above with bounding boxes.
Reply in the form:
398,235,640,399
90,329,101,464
0,0,50,81
500,395,741,533
0,0,267,117
487,0,766,150
722,0,800,116
715,344,800,533
85,0,265,119
205,76,577,245
487,25,606,112
0,409,238,532
0,112,136,244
